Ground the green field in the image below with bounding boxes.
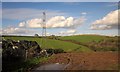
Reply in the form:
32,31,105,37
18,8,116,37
59,35,114,43
2,35,118,72
3,35,117,52
3,36,93,52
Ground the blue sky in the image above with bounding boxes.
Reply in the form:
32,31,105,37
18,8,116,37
1,2,119,36
2,0,120,2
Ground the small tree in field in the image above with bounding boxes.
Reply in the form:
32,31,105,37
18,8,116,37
34,34,39,37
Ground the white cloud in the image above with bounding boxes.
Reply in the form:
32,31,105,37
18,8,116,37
47,16,74,28
2,27,33,35
3,8,65,20
27,18,43,28
91,9,119,30
46,32,52,36
19,16,86,28
90,25,111,30
0,28,2,35
19,22,26,27
67,29,76,33
81,12,87,15
59,29,76,36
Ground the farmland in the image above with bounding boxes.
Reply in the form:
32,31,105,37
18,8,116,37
3,36,93,52
59,35,118,52
3,34,118,53
2,35,119,71
59,35,116,43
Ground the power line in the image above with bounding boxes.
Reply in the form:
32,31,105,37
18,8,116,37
41,12,46,48
42,12,46,37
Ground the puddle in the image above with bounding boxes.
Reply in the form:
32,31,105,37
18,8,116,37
34,63,67,70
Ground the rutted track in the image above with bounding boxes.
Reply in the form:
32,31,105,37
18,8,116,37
37,52,118,70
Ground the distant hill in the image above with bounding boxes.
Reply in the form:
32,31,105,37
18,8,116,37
59,34,116,43
59,35,118,51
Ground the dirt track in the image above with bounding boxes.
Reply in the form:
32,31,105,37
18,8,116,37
41,52,118,70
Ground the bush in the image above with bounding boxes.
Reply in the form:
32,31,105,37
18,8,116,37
46,48,65,54
54,49,64,54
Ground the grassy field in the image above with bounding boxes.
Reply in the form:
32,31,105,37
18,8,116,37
58,35,118,51
2,35,118,71
59,35,115,43
3,35,117,52
3,36,93,52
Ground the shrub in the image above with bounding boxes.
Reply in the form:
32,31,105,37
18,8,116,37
54,49,64,54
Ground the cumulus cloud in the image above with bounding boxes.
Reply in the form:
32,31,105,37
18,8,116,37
59,29,76,36
2,27,33,35
19,22,26,27
66,29,76,33
19,16,86,28
47,16,74,28
90,25,111,30
91,9,119,30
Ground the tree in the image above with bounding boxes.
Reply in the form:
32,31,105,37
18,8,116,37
50,35,58,40
34,34,39,37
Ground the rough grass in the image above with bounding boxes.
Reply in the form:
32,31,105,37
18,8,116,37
3,36,93,52
59,35,114,43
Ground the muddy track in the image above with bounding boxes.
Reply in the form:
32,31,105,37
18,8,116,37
41,52,118,70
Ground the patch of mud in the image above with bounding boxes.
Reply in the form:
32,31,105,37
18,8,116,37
34,63,67,70
42,52,118,70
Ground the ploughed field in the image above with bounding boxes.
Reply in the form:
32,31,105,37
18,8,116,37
41,52,118,70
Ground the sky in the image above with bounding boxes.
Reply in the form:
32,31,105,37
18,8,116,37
1,0,120,2
1,2,119,36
